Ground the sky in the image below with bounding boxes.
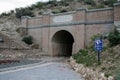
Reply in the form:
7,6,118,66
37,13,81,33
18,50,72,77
0,0,49,14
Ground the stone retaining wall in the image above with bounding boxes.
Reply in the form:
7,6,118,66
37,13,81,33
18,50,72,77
69,57,114,80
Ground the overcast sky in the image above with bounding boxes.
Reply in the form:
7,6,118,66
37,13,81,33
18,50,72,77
0,0,49,14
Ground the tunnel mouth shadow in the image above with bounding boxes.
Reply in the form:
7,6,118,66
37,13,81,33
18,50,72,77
52,30,74,57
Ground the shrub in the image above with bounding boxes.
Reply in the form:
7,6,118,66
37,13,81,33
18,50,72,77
84,0,96,6
91,34,103,41
103,0,117,7
79,49,88,56
15,8,34,18
60,0,69,6
38,11,42,15
77,0,84,2
22,36,33,45
35,2,44,9
96,4,105,9
73,49,88,60
108,28,120,47
60,9,68,13
115,67,120,80
105,73,111,78
73,49,96,66
46,0,58,6
73,49,88,59
0,12,11,17
52,10,60,14
65,0,73,2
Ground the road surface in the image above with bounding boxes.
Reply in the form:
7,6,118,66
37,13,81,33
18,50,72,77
0,62,84,80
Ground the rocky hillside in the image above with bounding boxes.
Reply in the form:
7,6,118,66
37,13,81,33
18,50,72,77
0,32,29,49
0,0,119,18
0,15,29,49
72,29,120,79
0,0,119,32
71,44,120,80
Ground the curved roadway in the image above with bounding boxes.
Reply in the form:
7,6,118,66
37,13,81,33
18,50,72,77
0,62,84,80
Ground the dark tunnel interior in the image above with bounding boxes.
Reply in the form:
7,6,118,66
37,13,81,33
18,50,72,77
52,30,74,57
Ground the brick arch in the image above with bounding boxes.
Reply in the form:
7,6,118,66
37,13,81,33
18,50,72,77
51,30,74,57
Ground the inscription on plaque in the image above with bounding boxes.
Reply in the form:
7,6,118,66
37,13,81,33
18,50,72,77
53,15,73,23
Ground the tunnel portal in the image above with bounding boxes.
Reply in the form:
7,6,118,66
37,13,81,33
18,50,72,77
52,30,74,57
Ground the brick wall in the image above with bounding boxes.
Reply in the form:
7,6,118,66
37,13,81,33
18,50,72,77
21,3,120,56
86,8,113,21
114,3,120,21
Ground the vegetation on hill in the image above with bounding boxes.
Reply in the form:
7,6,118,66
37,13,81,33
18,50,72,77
108,28,120,47
0,0,119,18
72,28,120,78
22,36,33,45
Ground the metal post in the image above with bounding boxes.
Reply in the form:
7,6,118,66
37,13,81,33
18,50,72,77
98,51,100,62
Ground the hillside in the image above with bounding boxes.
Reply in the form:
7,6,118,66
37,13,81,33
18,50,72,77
0,0,119,33
0,0,119,18
72,44,120,79
72,29,120,79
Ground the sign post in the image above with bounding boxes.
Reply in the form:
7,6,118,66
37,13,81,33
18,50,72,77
95,39,103,62
98,51,100,62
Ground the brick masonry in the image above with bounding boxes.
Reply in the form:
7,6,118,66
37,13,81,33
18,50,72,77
21,3,120,56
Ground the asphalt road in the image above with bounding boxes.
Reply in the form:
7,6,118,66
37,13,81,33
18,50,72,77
0,62,84,80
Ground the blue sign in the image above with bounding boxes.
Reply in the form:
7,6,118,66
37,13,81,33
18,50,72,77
95,39,103,51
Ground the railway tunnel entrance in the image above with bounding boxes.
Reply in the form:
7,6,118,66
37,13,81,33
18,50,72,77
52,30,74,57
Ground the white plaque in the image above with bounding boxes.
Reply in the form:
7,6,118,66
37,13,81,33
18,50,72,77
53,15,73,23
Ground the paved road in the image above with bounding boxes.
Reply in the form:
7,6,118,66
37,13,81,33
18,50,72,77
0,62,84,80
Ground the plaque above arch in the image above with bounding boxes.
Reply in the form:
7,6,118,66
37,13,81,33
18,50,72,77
53,14,73,23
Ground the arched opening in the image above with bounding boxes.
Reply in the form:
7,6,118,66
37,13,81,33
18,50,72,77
52,30,74,57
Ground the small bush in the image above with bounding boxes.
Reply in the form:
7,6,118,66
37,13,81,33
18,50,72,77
86,44,94,52
35,2,44,9
115,67,120,80
79,49,88,56
77,0,84,2
22,36,33,45
96,4,105,9
38,11,42,15
105,73,111,78
0,12,11,17
73,49,96,66
108,28,120,47
52,10,60,14
15,8,34,18
73,49,88,59
46,0,58,6
60,1,69,6
60,9,68,13
91,34,103,41
103,0,117,7
84,0,96,6
103,46,109,51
